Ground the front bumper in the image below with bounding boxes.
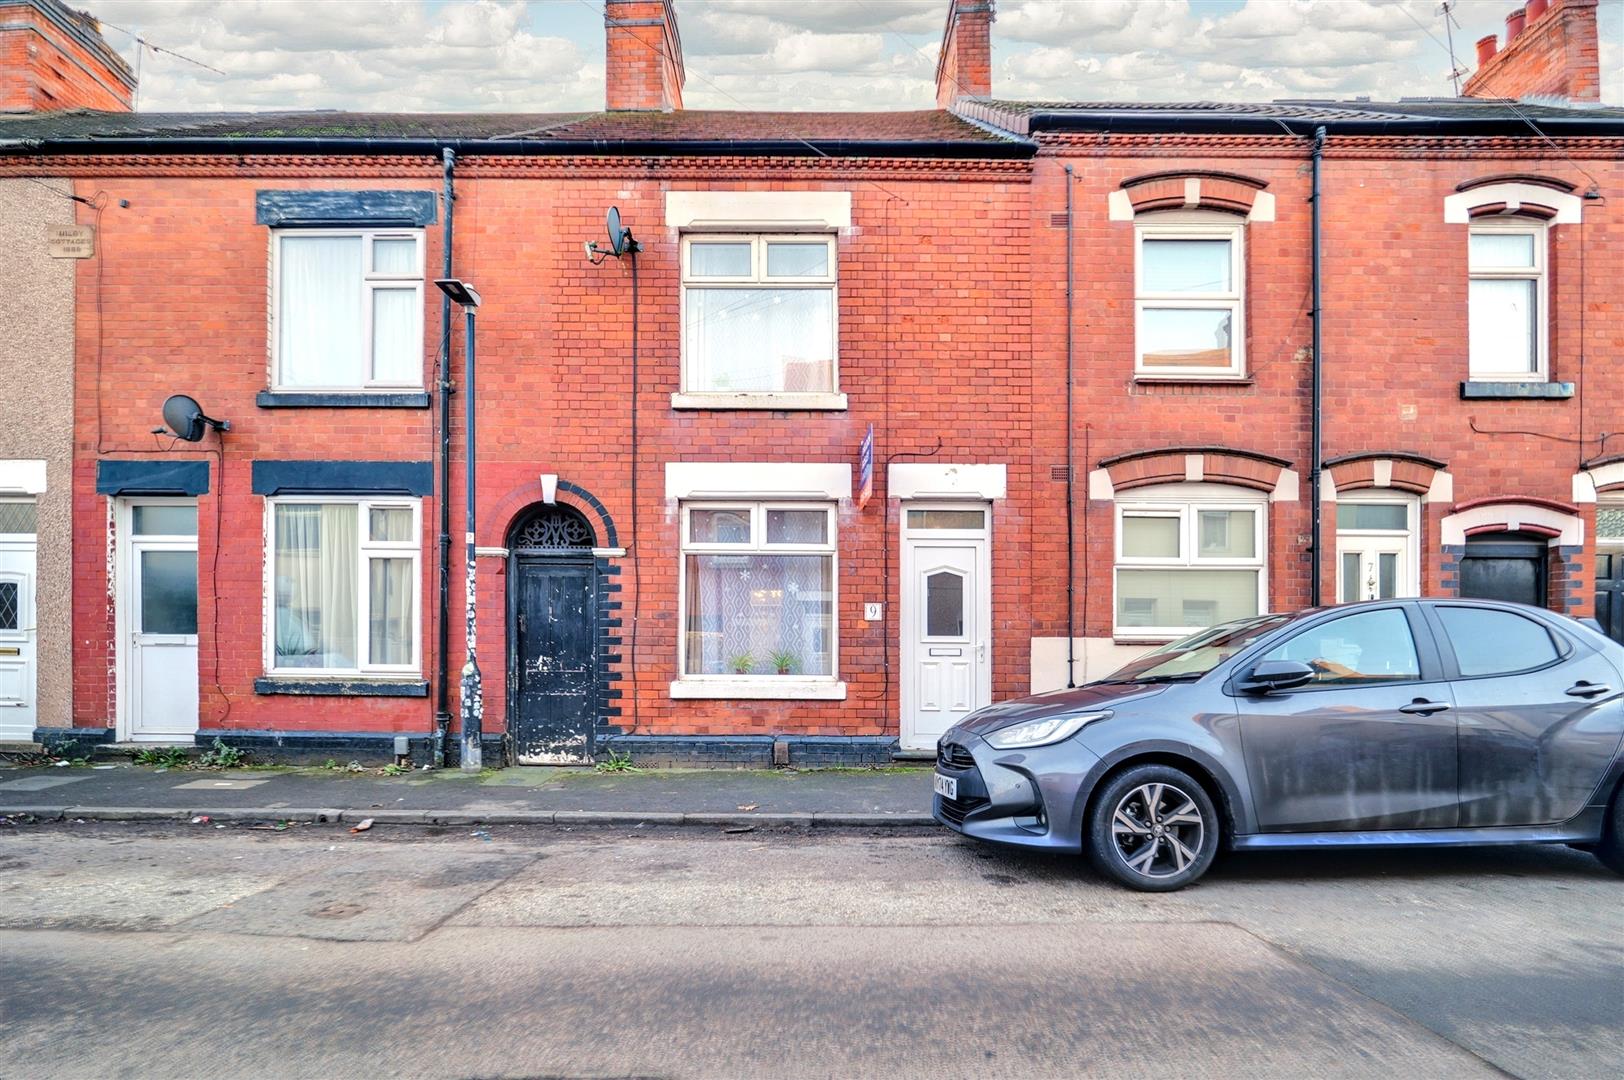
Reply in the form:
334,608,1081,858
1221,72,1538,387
931,732,1101,852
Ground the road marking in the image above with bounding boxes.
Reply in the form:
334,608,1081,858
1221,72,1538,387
171,778,271,790
0,775,88,791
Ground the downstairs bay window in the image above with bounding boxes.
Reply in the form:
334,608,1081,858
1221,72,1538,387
679,502,836,686
1115,487,1266,639
267,498,420,675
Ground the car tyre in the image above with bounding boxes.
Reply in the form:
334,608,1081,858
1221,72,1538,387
1086,763,1220,892
1596,781,1624,877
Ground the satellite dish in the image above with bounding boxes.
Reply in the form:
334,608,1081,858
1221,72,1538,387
161,394,230,442
607,206,627,256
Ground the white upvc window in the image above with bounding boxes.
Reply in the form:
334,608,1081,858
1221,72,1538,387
678,501,837,682
1468,220,1547,380
1335,493,1420,604
271,229,425,391
1114,485,1267,639
680,234,838,397
1135,212,1245,378
265,497,421,675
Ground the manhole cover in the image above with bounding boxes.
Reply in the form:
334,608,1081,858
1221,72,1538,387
308,902,366,920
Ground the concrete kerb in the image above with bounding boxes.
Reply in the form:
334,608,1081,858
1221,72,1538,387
4,805,939,829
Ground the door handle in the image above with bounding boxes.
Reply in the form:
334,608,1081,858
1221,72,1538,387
1398,699,1451,715
1565,682,1614,699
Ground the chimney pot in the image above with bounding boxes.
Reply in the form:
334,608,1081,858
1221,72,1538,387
1525,0,1548,21
1505,7,1527,43
1475,34,1499,65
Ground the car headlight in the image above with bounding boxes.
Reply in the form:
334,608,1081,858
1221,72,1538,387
984,711,1111,750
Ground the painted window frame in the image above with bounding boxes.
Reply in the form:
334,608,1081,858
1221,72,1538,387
1334,492,1420,604
1467,218,1548,381
678,233,840,400
676,500,839,687
1134,212,1246,379
262,495,423,677
268,227,426,392
1113,484,1268,640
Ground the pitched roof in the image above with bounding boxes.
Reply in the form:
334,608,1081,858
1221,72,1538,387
0,108,1030,157
958,96,1624,137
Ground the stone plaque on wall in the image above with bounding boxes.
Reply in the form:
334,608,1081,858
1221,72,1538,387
47,224,95,258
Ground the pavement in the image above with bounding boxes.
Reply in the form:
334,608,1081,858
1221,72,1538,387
0,760,935,826
3,822,1620,1079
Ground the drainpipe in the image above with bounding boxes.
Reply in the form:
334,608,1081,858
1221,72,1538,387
1309,127,1326,607
1064,165,1077,686
435,147,455,766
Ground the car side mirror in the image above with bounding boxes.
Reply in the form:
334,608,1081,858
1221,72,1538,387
1239,659,1315,694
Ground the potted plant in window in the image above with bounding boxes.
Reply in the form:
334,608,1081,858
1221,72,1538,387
770,650,798,676
729,652,755,676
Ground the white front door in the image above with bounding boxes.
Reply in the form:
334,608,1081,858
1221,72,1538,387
900,505,992,752
1336,536,1411,603
0,525,37,740
121,500,199,742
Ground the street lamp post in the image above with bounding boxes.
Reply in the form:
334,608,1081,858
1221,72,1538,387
434,278,483,772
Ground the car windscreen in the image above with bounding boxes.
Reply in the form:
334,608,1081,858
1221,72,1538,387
1102,615,1294,683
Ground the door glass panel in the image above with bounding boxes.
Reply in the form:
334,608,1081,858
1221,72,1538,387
926,571,965,637
1377,553,1397,598
133,505,197,536
0,581,17,630
765,509,827,545
1469,232,1535,268
1198,509,1255,558
1262,608,1419,686
906,509,985,531
1598,508,1624,540
1336,503,1408,530
139,550,197,635
1340,553,1361,603
1437,607,1559,677
0,502,36,534
1121,515,1179,558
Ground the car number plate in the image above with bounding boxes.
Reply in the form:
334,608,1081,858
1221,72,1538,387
933,772,958,800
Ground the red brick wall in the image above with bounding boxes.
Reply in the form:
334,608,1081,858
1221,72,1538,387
1464,0,1601,103
935,0,993,108
0,6,134,113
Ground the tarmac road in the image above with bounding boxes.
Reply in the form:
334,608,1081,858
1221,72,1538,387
1,821,1619,1079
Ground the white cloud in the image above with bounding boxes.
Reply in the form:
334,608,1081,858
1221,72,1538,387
76,0,1621,114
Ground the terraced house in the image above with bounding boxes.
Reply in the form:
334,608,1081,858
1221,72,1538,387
1,0,1619,767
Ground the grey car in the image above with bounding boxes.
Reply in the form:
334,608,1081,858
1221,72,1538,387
933,598,1624,891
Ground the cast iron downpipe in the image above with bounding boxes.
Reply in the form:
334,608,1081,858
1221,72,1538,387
435,147,455,767
1309,126,1326,607
1064,164,1076,686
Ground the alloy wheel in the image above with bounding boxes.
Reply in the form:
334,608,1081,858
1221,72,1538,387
1110,781,1206,879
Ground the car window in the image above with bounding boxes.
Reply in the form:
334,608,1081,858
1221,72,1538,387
1436,606,1560,677
1260,608,1420,687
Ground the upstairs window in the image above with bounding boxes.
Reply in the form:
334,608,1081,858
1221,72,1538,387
1135,213,1245,378
273,229,424,390
681,234,837,396
1468,221,1546,380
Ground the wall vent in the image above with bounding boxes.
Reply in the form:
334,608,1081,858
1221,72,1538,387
1050,464,1073,482
1048,212,1070,228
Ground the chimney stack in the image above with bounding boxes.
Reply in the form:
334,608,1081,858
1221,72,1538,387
604,0,684,112
0,0,135,112
1463,0,1601,103
935,0,995,109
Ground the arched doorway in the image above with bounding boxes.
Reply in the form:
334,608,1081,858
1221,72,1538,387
506,504,597,764
1460,531,1548,607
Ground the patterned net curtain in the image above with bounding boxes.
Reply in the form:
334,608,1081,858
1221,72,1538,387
510,505,595,551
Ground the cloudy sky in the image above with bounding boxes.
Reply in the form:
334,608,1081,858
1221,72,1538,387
80,0,1624,113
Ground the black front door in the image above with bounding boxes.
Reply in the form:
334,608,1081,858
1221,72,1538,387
1596,549,1624,644
510,557,596,763
1459,534,1547,607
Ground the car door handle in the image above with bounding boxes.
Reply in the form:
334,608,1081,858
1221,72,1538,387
1398,699,1451,715
1565,682,1614,699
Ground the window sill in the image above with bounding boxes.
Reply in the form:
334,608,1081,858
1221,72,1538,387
671,392,848,411
254,677,428,697
257,391,431,409
1459,380,1574,400
668,678,847,700
1133,375,1253,386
